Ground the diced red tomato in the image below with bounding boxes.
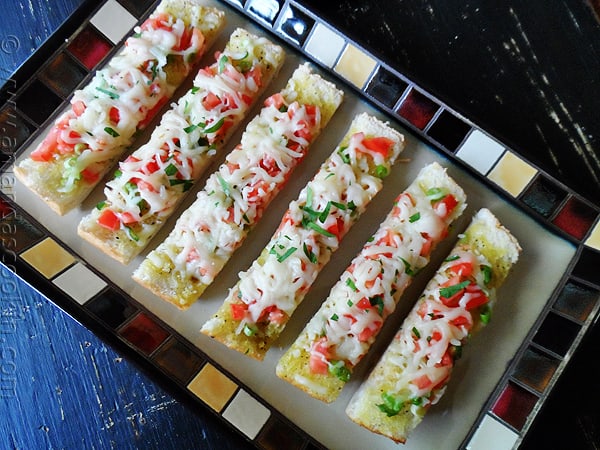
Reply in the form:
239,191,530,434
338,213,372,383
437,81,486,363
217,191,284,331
120,212,137,225
438,350,453,367
358,321,382,342
309,337,330,375
433,194,459,219
264,93,286,110
263,305,286,325
230,301,248,320
30,131,59,162
357,297,371,310
141,13,172,32
464,284,489,310
259,156,280,177
449,261,473,278
246,66,263,88
293,121,313,141
139,95,168,129
326,216,345,240
202,92,221,110
97,209,121,231
361,136,395,158
174,26,193,51
420,232,433,256
109,106,120,124
451,315,470,328
72,101,86,117
80,168,99,183
144,159,160,174
412,374,433,390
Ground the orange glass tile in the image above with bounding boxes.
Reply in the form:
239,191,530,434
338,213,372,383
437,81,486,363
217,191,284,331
334,44,377,89
488,151,537,197
20,237,75,278
187,363,237,412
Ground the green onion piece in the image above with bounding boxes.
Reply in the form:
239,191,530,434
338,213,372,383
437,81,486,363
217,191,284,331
370,295,385,315
330,313,339,321
444,254,460,262
303,242,317,264
169,179,193,192
346,277,358,292
347,299,354,307
328,361,351,383
426,187,445,201
104,127,120,137
203,117,225,134
376,392,404,417
439,280,470,299
114,169,122,178
74,142,87,153
319,201,332,223
304,220,335,237
480,264,493,285
375,164,389,178
190,86,200,94
399,257,415,276
126,226,139,242
274,246,297,263
409,212,421,223
306,186,313,208
480,305,492,324
216,173,230,196
412,326,421,339
95,87,119,99
243,324,257,336
96,201,106,210
164,163,178,176
218,54,229,73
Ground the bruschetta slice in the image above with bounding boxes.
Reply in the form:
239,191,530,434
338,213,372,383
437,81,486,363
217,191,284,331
276,162,467,402
15,0,225,215
78,28,285,264
133,63,343,305
345,208,520,443
200,113,405,360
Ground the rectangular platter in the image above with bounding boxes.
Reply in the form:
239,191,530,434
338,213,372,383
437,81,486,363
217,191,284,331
1,0,599,448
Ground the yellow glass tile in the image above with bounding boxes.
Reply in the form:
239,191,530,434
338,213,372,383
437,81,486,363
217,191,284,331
488,151,538,197
187,363,237,412
20,237,75,279
334,44,377,89
584,220,600,251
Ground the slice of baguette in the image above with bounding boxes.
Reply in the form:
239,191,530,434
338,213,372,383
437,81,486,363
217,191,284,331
14,0,225,215
77,28,286,264
133,63,343,306
200,112,405,360
276,162,467,403
345,208,521,443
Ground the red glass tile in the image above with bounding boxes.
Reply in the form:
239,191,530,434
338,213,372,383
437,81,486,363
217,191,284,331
397,88,439,130
119,312,170,355
552,196,597,240
67,24,113,70
257,416,306,450
492,382,539,430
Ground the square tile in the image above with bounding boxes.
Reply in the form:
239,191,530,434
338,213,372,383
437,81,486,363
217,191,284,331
334,44,377,89
91,0,138,44
466,414,519,450
456,129,505,175
187,363,237,412
20,237,75,278
488,151,537,197
304,22,345,67
222,389,270,439
52,263,107,304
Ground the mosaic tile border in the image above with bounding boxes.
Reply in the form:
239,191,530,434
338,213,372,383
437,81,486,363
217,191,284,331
0,0,598,448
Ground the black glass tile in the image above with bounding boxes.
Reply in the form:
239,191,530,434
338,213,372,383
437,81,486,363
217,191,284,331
153,338,204,385
427,109,472,151
276,4,314,47
16,79,63,126
0,107,36,161
572,247,600,287
246,0,283,25
554,279,600,322
0,210,45,254
397,87,439,130
86,287,138,329
520,174,567,218
117,0,155,18
512,347,559,393
365,66,408,109
38,52,87,99
257,416,306,450
532,311,580,357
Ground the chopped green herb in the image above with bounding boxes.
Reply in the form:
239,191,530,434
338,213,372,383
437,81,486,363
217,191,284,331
114,169,122,178
374,164,389,178
346,277,358,292
270,245,297,263
480,264,493,285
399,257,415,276
169,179,193,192
95,87,119,99
243,324,257,336
126,226,139,242
218,54,229,73
444,254,460,262
304,219,335,237
425,187,445,201
369,295,385,315
412,326,421,339
329,361,351,382
190,86,200,94
377,392,404,417
303,242,317,264
409,212,421,223
330,313,339,321
104,126,120,138
164,163,178,176
204,117,225,134
439,280,470,299
216,173,231,196
480,305,491,325
347,299,354,307
96,201,106,210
